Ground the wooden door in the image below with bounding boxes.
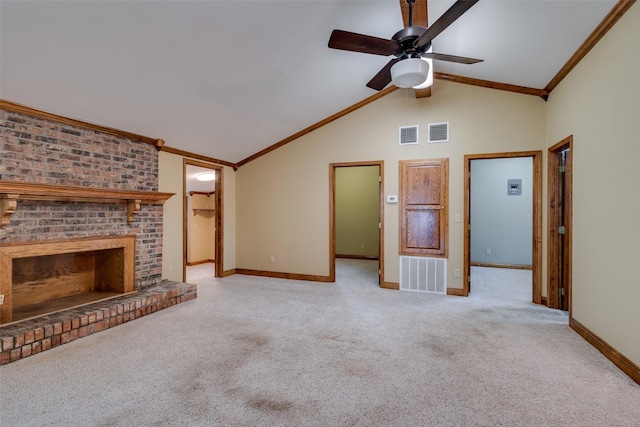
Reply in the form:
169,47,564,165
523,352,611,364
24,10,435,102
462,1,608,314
400,159,448,257
548,137,572,311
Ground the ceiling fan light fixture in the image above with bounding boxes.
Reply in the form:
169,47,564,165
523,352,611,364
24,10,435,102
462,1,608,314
391,57,429,88
196,172,216,182
413,50,434,89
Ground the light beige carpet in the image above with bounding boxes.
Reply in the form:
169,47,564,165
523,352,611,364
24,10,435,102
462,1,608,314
1,261,638,426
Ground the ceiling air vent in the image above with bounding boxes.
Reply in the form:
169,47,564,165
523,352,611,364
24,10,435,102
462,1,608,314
428,122,449,143
399,125,419,145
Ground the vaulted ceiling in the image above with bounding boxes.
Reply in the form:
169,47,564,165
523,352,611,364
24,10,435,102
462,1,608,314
0,0,629,165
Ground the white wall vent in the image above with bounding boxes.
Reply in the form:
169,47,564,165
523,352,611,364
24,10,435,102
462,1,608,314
428,122,449,143
400,256,447,294
399,125,419,145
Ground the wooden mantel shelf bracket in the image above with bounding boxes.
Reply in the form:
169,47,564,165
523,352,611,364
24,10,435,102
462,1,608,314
1,194,19,229
0,180,174,228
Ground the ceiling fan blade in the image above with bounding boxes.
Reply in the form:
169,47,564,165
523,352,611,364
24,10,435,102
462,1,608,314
329,30,400,56
422,52,483,64
413,0,479,49
366,59,400,90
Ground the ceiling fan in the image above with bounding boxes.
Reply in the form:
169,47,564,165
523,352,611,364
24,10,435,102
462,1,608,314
328,0,483,90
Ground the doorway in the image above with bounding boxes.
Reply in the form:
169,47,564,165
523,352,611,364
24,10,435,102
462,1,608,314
183,159,223,281
330,161,384,286
464,151,542,302
547,136,573,312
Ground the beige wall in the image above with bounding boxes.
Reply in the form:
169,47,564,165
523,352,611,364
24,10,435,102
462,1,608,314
188,194,215,262
158,151,236,281
159,3,639,369
545,4,640,366
336,166,380,257
236,81,546,284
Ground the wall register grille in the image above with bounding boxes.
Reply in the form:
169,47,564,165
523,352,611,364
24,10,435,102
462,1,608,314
428,122,449,143
399,125,419,145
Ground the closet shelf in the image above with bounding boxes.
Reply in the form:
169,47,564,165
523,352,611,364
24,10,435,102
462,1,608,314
193,209,215,216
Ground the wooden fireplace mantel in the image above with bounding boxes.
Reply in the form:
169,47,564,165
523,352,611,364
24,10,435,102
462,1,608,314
0,180,174,228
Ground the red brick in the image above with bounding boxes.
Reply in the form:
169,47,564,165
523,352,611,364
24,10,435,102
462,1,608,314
60,332,72,344
71,317,80,329
10,348,21,362
88,312,97,323
51,335,61,347
62,320,72,332
53,322,63,335
42,338,51,351
24,330,35,345
80,315,88,326
32,341,42,354
0,352,10,365
109,317,117,327
1,336,13,351
34,327,45,341
14,334,24,347
21,344,32,358
78,326,87,338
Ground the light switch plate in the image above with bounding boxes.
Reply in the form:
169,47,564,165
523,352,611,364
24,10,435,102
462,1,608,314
386,195,398,203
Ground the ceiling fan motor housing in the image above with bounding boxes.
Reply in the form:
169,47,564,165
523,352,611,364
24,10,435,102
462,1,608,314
392,26,430,59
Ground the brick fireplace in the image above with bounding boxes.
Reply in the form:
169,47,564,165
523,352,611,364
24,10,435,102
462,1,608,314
0,101,195,364
0,105,166,288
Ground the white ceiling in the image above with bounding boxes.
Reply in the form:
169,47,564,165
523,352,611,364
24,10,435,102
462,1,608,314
186,164,217,193
0,0,619,165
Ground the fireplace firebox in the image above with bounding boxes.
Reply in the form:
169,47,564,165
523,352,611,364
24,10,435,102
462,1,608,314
0,236,135,325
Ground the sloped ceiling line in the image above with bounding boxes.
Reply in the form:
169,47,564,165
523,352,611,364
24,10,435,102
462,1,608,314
234,0,634,167
543,0,636,97
2,1,634,170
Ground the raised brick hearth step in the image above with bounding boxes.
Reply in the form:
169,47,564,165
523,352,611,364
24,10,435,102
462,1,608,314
0,281,197,365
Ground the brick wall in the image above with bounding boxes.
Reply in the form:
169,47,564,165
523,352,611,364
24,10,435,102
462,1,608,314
0,108,165,289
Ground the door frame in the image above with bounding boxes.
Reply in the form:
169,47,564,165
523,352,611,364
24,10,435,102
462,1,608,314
547,136,573,312
463,151,543,302
329,161,384,285
183,159,223,280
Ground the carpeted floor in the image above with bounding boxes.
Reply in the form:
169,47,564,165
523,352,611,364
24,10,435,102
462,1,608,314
1,261,638,426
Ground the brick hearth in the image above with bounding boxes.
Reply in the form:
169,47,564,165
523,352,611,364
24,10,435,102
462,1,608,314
0,281,196,365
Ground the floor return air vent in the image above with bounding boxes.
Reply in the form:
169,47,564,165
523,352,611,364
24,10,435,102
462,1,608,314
400,256,447,294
